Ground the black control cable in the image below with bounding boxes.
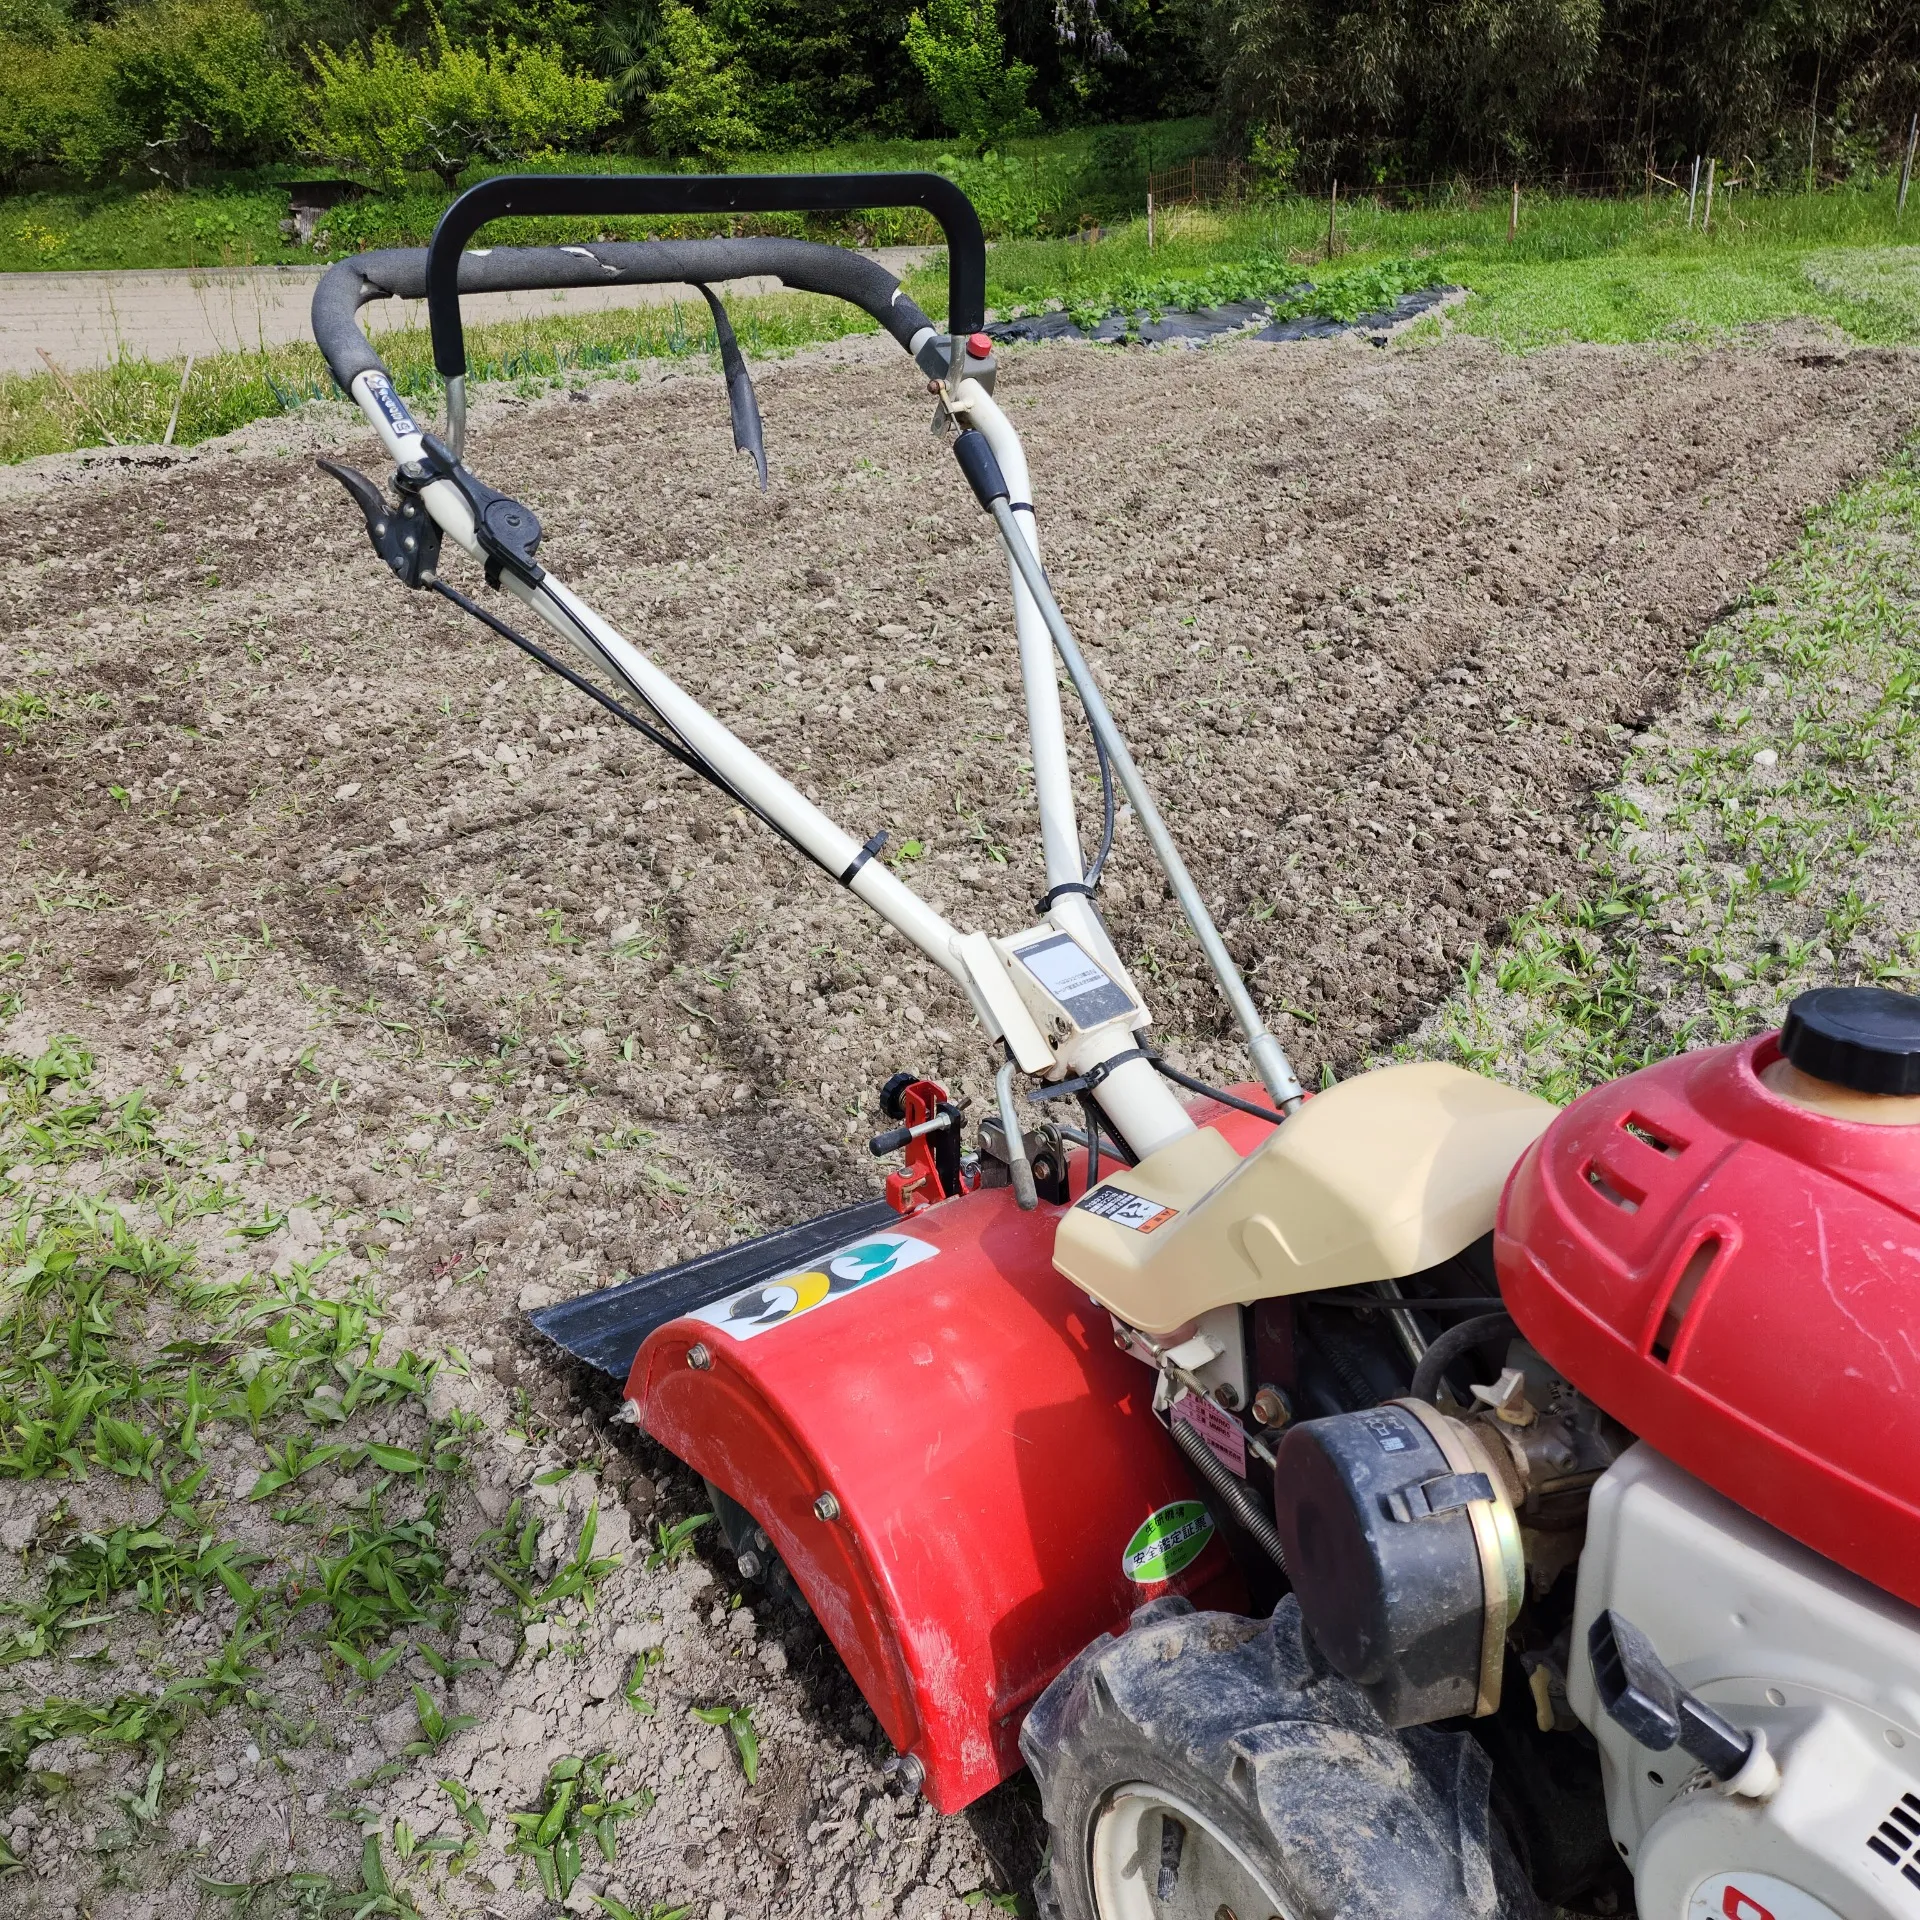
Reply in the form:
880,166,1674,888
430,579,840,884
1083,725,1116,888
1146,1052,1290,1126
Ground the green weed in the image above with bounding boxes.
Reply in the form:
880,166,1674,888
644,1511,711,1571
504,1752,653,1904
690,1703,760,1785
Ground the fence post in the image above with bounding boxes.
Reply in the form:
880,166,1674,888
1687,155,1700,229
1327,178,1339,259
1509,181,1519,241
1807,56,1820,194
1146,191,1154,251
1702,156,1717,233
1900,114,1918,224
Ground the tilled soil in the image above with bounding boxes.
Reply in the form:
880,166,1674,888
0,325,1914,1919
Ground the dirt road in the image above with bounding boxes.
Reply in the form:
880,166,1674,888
0,248,931,373
0,324,1912,1919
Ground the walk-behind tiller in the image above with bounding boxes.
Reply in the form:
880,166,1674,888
315,173,1920,1920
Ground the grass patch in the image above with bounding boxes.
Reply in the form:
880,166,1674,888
0,1036,498,1802
1417,437,1920,1103
974,183,1920,345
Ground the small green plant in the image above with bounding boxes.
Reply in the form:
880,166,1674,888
505,1753,652,1903
690,1702,759,1784
0,691,51,742
623,1644,665,1716
402,1683,475,1754
645,1511,711,1570
438,1776,490,1839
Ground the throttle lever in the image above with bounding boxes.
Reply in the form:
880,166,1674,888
316,458,442,590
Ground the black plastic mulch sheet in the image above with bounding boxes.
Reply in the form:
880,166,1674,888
984,284,1459,350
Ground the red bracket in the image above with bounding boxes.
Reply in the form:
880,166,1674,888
883,1077,975,1216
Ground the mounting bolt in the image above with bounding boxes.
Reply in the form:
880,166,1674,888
1251,1384,1293,1430
882,1752,925,1795
737,1550,764,1580
1213,1383,1242,1410
813,1491,840,1522
687,1343,712,1371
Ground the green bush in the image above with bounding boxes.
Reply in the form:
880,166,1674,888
643,1,759,164
99,0,298,186
0,33,87,186
903,0,1036,147
304,20,615,189
0,0,294,188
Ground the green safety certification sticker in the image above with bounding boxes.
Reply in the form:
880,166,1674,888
1120,1500,1215,1584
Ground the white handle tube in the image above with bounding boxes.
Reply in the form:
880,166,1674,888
982,495,1306,1113
509,574,987,1000
960,386,1130,984
342,374,984,999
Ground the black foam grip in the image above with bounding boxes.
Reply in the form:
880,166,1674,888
310,236,938,396
953,429,1010,510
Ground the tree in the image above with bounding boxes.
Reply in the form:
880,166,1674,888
0,0,297,189
642,1,757,162
1212,0,1600,180
709,0,921,146
904,0,1039,144
304,17,615,187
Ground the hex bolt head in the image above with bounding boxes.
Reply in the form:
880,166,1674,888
736,1550,764,1580
813,1492,840,1522
687,1342,712,1371
1212,1383,1242,1410
1251,1384,1293,1430
882,1752,925,1794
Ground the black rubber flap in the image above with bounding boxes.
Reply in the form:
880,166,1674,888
529,1196,900,1380
1781,985,1920,1096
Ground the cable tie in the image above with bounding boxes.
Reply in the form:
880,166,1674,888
839,829,889,886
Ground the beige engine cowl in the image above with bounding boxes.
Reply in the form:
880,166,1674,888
1052,1061,1556,1335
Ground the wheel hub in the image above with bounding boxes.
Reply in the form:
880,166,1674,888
1090,1782,1297,1920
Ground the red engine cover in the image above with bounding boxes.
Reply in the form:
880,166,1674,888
1496,1030,1920,1609
627,1103,1273,1813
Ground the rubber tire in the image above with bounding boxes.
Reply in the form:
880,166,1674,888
1021,1596,1538,1920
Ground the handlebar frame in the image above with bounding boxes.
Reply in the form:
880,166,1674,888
424,170,988,382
